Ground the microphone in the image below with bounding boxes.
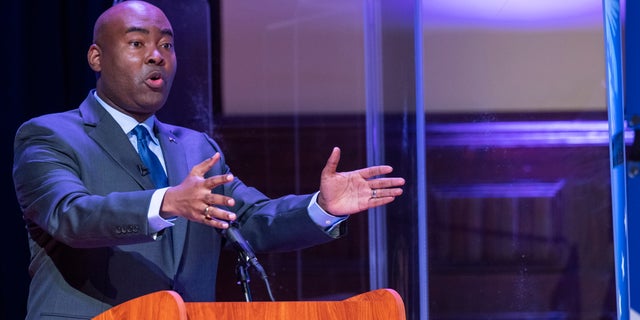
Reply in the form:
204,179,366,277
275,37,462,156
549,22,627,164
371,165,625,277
137,164,149,176
220,222,266,277
220,222,275,301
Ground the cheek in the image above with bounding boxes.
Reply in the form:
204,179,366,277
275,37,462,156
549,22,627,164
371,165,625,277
112,61,145,87
102,56,135,80
167,58,177,79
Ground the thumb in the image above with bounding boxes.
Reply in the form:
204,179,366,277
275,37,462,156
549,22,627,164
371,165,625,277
190,153,220,177
322,147,341,176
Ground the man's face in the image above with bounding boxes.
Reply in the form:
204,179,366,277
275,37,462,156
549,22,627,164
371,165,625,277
89,2,177,122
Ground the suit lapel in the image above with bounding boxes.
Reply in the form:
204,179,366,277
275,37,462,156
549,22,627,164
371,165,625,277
79,94,155,190
156,121,190,271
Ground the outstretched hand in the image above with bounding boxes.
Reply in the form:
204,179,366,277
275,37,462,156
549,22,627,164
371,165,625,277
160,153,237,229
317,147,405,216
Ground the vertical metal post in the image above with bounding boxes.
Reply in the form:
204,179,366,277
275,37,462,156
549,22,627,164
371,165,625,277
364,0,389,291
623,0,640,318
602,0,630,319
364,0,427,318
414,0,429,318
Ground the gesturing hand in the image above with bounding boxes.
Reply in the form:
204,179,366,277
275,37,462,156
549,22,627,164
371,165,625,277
160,153,237,229
316,147,405,216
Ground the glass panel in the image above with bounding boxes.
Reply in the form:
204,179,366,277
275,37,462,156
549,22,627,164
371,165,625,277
216,0,371,302
217,1,426,318
216,1,617,320
423,2,616,320
362,1,426,319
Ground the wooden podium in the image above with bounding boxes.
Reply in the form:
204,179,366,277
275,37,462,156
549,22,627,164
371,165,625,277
92,288,406,320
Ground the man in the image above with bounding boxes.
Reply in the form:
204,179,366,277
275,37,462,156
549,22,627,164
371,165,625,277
12,1,405,319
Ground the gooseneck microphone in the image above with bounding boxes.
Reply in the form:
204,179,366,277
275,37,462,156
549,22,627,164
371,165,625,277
220,222,266,275
220,222,275,301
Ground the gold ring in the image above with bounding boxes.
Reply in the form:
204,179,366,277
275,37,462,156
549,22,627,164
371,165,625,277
204,206,213,220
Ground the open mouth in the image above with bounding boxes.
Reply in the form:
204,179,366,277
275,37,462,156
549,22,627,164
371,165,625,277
145,71,164,89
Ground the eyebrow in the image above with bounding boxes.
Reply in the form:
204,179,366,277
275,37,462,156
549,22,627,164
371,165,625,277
125,26,174,37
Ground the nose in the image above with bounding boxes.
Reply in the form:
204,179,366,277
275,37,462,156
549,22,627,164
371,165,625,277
146,47,165,66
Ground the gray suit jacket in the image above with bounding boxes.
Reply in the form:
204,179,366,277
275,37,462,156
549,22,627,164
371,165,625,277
13,92,340,319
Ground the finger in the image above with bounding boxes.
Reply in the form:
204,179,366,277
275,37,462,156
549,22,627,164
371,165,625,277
367,196,396,207
201,206,236,228
204,192,236,208
190,153,221,177
369,177,406,189
205,206,236,222
202,215,232,229
359,165,394,179
203,173,234,190
321,147,341,176
369,187,404,199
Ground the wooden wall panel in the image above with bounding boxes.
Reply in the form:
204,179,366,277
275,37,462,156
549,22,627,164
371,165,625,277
212,114,617,319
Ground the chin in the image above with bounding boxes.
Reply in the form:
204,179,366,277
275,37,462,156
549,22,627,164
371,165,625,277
145,103,165,114
140,95,169,111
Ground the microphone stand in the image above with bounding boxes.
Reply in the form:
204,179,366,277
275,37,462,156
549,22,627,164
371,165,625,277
223,223,276,302
235,250,253,302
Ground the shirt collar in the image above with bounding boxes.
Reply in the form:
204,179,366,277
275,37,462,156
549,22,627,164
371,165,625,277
93,91,160,145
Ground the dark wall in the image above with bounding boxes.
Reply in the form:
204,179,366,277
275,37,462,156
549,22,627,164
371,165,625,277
4,2,111,318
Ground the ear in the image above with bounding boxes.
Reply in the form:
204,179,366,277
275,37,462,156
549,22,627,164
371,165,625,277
87,44,102,72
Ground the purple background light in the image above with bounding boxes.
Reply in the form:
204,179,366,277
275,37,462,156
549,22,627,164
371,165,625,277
423,0,607,29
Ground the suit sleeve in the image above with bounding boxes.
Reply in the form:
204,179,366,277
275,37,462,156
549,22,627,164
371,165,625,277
203,135,343,253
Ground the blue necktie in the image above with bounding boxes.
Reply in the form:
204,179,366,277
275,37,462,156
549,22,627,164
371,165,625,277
132,125,169,188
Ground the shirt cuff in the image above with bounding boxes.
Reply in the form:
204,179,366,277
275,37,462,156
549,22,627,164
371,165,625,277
148,187,175,234
308,191,347,231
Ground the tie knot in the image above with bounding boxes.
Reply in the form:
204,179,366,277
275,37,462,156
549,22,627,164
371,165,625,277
132,125,151,144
